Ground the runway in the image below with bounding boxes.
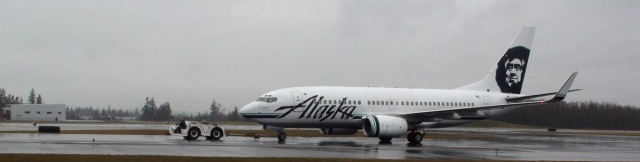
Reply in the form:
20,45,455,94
1,126,640,161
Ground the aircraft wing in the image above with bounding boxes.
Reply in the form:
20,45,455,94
397,72,579,120
506,89,582,103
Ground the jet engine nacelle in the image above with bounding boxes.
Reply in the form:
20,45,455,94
362,115,408,137
319,128,358,135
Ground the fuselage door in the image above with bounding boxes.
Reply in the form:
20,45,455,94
482,94,491,115
292,91,303,106
483,94,491,106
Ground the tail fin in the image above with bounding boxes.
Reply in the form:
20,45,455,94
457,26,536,94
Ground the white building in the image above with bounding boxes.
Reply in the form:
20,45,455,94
8,104,66,121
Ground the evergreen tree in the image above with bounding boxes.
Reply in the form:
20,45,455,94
209,99,220,121
140,97,151,120
228,106,240,121
157,102,172,121
36,94,43,104
149,97,157,120
28,89,36,104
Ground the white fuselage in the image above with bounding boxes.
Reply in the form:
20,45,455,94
240,86,520,129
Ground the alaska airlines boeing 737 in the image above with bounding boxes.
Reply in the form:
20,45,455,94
239,27,580,144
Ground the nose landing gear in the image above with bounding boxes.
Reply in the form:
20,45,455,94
277,132,287,142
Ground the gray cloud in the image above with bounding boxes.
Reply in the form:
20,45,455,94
1,0,639,113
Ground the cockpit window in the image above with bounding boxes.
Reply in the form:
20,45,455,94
256,96,278,103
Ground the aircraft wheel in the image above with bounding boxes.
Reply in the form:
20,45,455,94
407,132,423,144
210,127,224,140
187,127,200,140
277,132,287,142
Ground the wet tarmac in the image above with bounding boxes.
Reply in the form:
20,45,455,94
1,127,640,161
0,122,262,131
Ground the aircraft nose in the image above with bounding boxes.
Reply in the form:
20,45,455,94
239,102,255,115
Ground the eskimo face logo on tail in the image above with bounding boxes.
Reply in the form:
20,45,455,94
495,46,530,94
274,95,357,122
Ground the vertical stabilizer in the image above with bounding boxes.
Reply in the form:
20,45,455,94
457,27,535,94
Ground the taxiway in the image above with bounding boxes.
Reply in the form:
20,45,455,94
1,126,639,161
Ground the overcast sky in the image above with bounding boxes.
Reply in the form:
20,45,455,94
1,0,639,113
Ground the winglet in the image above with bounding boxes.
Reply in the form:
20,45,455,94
548,72,578,102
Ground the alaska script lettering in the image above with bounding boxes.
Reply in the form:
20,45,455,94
274,95,357,121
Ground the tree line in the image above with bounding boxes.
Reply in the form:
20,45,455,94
64,97,244,122
66,106,140,120
493,101,640,130
172,99,243,121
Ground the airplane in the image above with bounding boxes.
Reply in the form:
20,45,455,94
239,26,580,144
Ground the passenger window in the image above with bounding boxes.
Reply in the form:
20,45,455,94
358,101,361,105
367,101,370,105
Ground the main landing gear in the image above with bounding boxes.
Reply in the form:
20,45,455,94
407,131,424,144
